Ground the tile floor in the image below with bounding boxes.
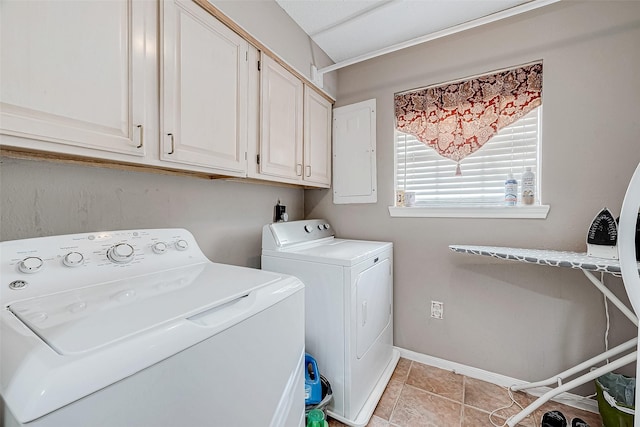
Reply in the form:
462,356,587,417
328,358,603,427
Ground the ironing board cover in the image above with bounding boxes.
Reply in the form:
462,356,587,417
449,245,640,277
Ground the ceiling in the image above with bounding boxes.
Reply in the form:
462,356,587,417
275,0,556,70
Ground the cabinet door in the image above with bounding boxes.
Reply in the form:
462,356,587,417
161,0,248,175
259,54,303,181
0,0,147,157
303,87,332,187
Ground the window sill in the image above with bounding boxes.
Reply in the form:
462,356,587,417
388,204,550,219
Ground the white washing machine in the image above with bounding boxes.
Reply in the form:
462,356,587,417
262,219,399,427
0,228,305,427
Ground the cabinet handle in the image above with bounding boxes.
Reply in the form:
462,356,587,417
296,163,303,176
167,133,175,155
305,165,311,177
136,124,143,149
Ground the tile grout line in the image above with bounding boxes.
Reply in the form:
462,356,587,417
382,359,600,427
400,382,466,407
385,360,412,425
460,376,466,427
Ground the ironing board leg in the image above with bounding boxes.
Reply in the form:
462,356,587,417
511,338,638,392
583,270,638,326
506,351,637,427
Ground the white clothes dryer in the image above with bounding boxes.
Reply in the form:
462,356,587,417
262,219,399,427
1,228,305,427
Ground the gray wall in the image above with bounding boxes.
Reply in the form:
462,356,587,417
306,0,640,386
0,158,302,268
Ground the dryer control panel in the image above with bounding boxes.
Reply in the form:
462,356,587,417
263,219,335,249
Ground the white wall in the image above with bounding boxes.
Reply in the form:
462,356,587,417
306,0,640,388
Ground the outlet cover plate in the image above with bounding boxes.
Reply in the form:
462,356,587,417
431,301,444,319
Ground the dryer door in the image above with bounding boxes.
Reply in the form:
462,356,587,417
356,257,392,359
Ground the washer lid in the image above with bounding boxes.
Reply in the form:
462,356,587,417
8,262,284,355
266,239,392,266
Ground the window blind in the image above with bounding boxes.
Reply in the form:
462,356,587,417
395,108,540,206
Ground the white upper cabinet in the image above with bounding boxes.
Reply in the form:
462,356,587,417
161,0,249,176
303,87,332,187
256,54,332,188
0,0,151,158
258,54,304,181
1,0,330,185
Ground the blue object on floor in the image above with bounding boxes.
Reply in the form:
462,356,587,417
305,353,322,405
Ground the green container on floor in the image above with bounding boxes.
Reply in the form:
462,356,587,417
306,409,328,427
595,375,635,427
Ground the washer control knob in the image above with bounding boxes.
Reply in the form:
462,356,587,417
323,224,331,230
304,225,314,233
63,251,84,267
175,240,189,251
29,312,48,324
152,242,168,254
107,243,135,264
9,280,28,290
112,289,136,302
67,301,87,313
18,257,44,274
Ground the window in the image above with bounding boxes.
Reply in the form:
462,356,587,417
392,109,549,218
395,108,541,208
391,62,548,218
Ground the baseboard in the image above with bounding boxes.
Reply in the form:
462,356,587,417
395,347,600,414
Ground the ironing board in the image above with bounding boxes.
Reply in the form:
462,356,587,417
449,245,640,427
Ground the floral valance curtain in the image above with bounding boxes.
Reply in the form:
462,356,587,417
394,62,542,175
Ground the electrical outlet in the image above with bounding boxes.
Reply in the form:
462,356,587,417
274,201,286,222
430,301,444,319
